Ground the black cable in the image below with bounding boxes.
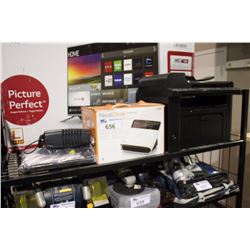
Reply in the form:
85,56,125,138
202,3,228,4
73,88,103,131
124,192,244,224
23,140,39,154
7,191,16,208
188,155,194,164
195,154,201,163
188,154,200,164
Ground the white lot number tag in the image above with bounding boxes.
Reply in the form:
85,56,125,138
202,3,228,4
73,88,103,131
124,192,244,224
193,180,213,192
100,119,122,131
93,199,109,207
131,194,150,208
50,201,75,208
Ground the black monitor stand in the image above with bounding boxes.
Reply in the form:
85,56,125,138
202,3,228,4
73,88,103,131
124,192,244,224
60,115,82,123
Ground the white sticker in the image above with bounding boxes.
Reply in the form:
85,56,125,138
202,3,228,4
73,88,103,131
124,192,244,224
193,180,212,192
104,75,113,87
131,194,150,208
93,199,109,207
124,73,133,85
170,55,192,71
50,201,75,208
100,119,122,130
123,59,132,71
68,91,90,106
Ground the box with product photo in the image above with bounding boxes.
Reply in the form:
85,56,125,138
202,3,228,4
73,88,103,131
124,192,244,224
81,102,165,164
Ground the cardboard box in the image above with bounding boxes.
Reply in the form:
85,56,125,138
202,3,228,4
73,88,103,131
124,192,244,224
81,102,165,164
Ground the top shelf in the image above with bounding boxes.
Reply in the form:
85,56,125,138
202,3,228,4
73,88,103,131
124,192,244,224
1,139,243,188
168,87,242,97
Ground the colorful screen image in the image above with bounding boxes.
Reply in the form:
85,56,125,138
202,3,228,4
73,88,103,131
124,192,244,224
68,53,101,86
67,43,158,114
100,46,158,90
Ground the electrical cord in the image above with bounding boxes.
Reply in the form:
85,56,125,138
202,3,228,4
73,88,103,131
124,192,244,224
195,154,201,163
23,140,39,154
2,190,16,208
188,154,201,164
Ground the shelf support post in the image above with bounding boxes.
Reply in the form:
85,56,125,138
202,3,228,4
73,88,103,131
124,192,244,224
236,89,249,208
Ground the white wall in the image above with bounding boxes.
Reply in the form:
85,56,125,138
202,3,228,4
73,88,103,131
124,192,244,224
1,43,82,149
159,43,194,74
0,43,2,82
194,47,227,81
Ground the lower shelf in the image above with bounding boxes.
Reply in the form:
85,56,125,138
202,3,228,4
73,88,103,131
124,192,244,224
1,139,243,188
165,192,238,208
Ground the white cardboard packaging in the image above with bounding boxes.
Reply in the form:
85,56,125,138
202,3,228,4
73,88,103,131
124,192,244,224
81,102,165,164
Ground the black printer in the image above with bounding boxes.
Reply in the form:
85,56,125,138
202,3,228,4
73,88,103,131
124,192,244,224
136,73,240,152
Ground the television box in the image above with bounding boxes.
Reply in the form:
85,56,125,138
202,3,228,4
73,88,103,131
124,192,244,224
81,102,164,164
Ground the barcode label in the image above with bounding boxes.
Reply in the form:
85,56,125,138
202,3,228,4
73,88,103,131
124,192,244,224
131,194,150,208
193,180,212,192
93,199,109,207
100,119,122,130
50,201,75,208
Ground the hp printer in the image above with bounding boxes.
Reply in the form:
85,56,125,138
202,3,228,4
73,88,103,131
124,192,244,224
136,73,240,152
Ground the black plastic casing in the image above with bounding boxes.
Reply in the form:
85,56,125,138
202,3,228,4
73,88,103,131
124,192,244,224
42,129,90,149
136,73,234,152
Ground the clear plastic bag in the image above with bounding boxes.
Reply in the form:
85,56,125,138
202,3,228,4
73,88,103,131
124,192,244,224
19,146,95,173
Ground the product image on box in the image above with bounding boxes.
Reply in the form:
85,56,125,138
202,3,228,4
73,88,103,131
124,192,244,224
67,43,158,115
121,120,161,153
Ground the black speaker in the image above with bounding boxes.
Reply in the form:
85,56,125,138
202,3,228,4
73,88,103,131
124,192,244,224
39,129,91,149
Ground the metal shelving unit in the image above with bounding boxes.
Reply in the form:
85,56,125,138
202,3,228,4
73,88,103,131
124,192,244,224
1,90,249,208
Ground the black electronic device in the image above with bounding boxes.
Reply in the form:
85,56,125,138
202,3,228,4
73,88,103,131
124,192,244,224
38,129,90,149
159,158,239,205
21,129,93,174
35,184,84,208
136,73,238,152
109,168,161,208
114,168,144,194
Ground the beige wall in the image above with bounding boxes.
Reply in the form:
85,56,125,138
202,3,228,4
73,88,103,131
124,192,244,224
195,43,226,52
195,43,250,60
195,43,250,207
229,69,250,133
227,46,250,207
195,43,217,52
227,43,250,61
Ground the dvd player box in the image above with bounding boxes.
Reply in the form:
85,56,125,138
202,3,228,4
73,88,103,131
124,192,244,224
81,101,165,164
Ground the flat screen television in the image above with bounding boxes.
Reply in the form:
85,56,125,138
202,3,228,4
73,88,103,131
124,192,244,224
67,43,158,115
